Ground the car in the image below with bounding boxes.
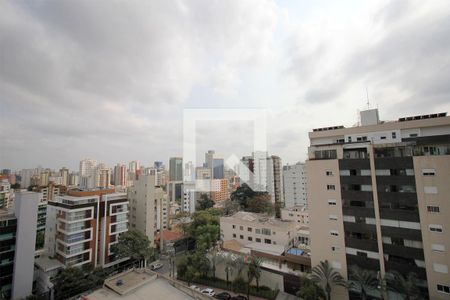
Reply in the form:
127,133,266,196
150,262,164,270
230,296,248,300
190,285,201,292
201,288,215,296
214,292,231,300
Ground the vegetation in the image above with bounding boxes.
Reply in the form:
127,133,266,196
222,199,240,216
297,276,326,300
385,271,422,300
230,183,274,215
348,265,378,300
111,229,154,266
187,208,221,251
309,260,347,300
10,183,20,189
53,266,108,299
196,193,215,210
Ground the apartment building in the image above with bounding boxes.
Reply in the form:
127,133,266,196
0,179,12,209
220,211,297,249
0,191,40,299
45,189,129,268
283,163,307,207
128,175,167,247
281,205,309,226
307,109,450,299
211,178,229,202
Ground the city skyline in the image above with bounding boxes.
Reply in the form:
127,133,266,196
1,0,450,169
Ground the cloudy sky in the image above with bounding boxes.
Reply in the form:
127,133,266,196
1,0,449,170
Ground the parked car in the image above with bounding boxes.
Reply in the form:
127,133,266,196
201,288,215,296
230,296,248,300
214,292,231,300
190,285,201,292
150,262,164,270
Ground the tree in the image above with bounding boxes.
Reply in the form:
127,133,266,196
53,267,93,299
385,271,421,300
207,248,220,278
349,265,378,300
111,229,154,267
297,276,326,300
222,199,240,216
10,183,20,189
197,193,215,211
223,255,236,288
247,194,274,214
309,260,347,300
249,257,263,290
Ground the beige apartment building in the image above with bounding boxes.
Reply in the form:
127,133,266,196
128,175,167,247
220,211,298,249
307,109,450,299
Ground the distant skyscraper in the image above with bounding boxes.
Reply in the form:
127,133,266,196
169,157,183,181
20,168,36,189
129,161,139,173
213,158,224,179
283,163,307,207
79,158,97,190
113,164,127,186
154,161,164,171
59,167,69,186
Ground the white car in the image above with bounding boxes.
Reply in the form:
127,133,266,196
201,288,215,296
150,262,164,270
190,285,201,292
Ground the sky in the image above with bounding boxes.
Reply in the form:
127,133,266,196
1,0,449,171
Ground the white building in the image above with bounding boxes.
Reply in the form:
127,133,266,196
0,179,12,209
283,163,307,207
128,175,167,246
79,158,98,190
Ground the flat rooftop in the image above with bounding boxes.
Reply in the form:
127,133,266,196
84,269,194,300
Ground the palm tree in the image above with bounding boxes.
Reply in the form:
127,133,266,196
349,265,378,300
297,275,326,300
385,271,422,300
309,260,347,300
249,257,263,290
224,255,236,288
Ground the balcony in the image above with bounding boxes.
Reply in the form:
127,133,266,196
383,243,424,260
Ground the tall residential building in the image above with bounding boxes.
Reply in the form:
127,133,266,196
253,151,269,192
97,167,111,188
79,158,98,190
0,191,40,299
59,167,69,186
169,157,183,181
307,109,450,299
283,163,307,207
211,179,229,202
128,175,166,247
45,189,129,268
0,179,12,209
20,168,36,188
205,150,215,172
268,155,284,206
69,172,79,186
113,164,127,186
128,161,139,174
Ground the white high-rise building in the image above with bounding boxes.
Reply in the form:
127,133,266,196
20,168,36,189
113,164,127,186
283,163,307,207
79,159,97,190
253,151,268,192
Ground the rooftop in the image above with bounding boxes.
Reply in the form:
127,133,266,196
221,211,295,229
84,269,194,300
35,255,65,272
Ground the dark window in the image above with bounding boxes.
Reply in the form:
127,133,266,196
256,238,261,243
356,251,367,257
233,234,236,238
240,235,244,239
437,284,450,294
248,227,252,232
264,239,271,244
248,237,253,241
427,206,440,213
392,132,396,139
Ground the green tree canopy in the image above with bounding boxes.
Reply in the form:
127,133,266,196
196,193,215,210
111,229,154,262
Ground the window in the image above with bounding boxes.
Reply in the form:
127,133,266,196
427,206,440,213
356,251,368,257
380,136,386,140
433,263,448,274
424,186,438,194
329,214,338,221
248,227,252,232
429,225,443,233
392,132,397,139
248,236,253,241
261,228,271,235
326,171,333,176
255,229,261,234
328,199,337,206
240,235,244,239
422,169,436,176
432,244,445,252
264,239,271,244
256,238,261,243
331,246,340,252
327,185,336,190
273,241,277,245
240,226,244,230
330,230,339,236
437,284,450,294
233,234,236,238
232,225,236,229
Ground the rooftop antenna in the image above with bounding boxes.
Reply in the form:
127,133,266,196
366,87,370,109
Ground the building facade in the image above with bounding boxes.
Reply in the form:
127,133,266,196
283,163,307,207
307,109,450,299
45,189,129,268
